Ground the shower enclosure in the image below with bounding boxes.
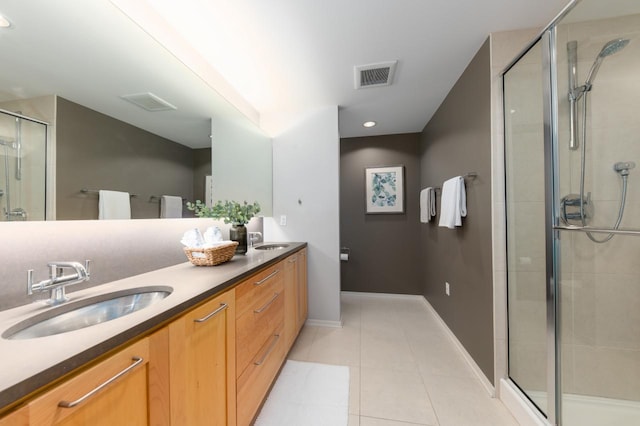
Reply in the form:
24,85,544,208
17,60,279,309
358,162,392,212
0,109,47,221
503,0,640,425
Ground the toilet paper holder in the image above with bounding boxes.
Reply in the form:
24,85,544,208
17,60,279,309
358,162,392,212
340,247,350,262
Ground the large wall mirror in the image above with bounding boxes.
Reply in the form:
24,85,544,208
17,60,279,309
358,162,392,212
0,0,272,221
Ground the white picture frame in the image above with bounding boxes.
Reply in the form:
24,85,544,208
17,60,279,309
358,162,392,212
365,166,405,214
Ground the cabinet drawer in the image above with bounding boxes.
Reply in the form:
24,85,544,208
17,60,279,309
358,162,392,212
28,338,150,426
235,264,284,318
236,280,284,377
236,324,286,426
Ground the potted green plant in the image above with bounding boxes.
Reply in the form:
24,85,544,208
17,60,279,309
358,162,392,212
186,200,261,254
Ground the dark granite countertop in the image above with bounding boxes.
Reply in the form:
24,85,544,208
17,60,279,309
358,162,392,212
0,242,306,410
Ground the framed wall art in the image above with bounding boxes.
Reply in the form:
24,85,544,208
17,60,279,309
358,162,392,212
365,165,404,214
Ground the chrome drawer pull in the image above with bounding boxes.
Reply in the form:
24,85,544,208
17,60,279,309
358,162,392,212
253,293,280,314
254,269,280,286
194,303,228,323
254,334,280,366
58,356,144,408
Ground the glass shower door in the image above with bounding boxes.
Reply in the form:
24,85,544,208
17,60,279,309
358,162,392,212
554,3,640,425
504,39,549,416
0,110,47,221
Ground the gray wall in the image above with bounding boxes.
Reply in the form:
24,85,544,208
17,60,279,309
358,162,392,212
340,133,422,294
420,38,494,383
56,97,196,220
193,147,211,203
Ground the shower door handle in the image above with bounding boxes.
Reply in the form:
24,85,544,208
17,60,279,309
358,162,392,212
554,225,640,237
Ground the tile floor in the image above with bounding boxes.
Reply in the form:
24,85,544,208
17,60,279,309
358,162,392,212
287,292,519,426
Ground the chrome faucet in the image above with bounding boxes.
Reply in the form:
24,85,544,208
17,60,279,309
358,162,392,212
28,260,91,305
248,232,263,248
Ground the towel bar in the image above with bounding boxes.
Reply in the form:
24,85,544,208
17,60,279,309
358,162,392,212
80,188,138,198
432,172,478,191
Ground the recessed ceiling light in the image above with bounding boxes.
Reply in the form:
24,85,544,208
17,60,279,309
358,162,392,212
0,15,11,28
363,121,376,128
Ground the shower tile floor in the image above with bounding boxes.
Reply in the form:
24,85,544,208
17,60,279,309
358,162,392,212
287,292,519,426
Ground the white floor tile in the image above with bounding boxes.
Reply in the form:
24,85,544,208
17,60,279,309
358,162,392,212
407,332,475,378
360,417,430,425
349,414,361,426
287,324,319,361
360,367,438,425
306,325,361,367
361,330,418,372
349,366,361,415
282,293,520,426
422,373,518,426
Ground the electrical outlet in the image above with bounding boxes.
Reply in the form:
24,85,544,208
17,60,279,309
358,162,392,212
445,282,450,296
280,215,287,226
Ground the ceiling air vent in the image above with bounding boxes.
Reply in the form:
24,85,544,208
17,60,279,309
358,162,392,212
354,61,397,89
120,92,177,112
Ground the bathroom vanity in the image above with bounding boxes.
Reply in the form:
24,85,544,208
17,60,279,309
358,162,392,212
0,243,307,426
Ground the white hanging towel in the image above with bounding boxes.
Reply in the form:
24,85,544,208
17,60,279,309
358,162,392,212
438,176,466,229
420,187,436,223
98,190,131,220
160,195,183,218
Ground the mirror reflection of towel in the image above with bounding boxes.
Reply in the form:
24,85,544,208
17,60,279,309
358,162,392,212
160,195,183,218
438,177,466,228
98,190,131,220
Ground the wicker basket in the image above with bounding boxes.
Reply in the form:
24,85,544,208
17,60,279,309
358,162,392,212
183,242,239,266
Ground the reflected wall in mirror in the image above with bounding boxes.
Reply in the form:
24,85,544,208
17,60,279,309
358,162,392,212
211,116,273,217
55,96,210,220
0,0,272,220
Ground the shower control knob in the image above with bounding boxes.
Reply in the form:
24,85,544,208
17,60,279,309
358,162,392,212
614,161,636,176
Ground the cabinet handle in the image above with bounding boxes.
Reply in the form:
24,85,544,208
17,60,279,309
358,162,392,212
254,334,280,366
58,357,144,408
194,303,228,323
254,269,280,286
253,293,280,314
287,258,297,263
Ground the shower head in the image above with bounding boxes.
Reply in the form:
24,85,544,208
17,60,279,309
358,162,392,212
584,38,630,87
600,38,630,57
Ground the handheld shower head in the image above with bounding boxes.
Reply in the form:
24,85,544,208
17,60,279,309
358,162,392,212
584,38,629,87
600,38,630,57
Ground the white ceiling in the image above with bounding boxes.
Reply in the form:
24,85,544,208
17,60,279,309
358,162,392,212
0,0,572,146
127,0,572,137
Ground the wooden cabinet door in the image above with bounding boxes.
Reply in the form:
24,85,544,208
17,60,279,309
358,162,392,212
283,253,298,350
27,338,151,426
169,289,236,426
0,405,28,426
297,248,308,331
236,324,286,426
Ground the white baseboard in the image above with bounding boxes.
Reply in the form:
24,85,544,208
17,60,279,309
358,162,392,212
305,318,344,328
341,291,424,301
419,297,496,397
